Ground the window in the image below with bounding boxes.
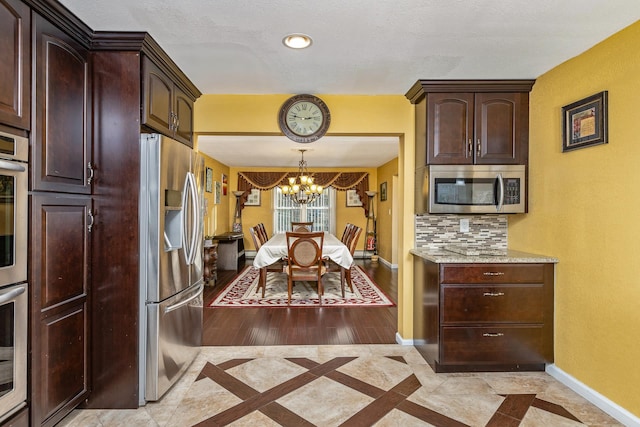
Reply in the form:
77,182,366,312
273,187,336,234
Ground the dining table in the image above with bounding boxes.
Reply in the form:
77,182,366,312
253,231,353,270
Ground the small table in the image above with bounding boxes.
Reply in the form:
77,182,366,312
214,232,245,271
254,232,353,269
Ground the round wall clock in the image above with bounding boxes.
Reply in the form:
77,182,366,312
278,94,331,143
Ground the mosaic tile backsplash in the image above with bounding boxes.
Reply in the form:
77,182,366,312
415,214,507,251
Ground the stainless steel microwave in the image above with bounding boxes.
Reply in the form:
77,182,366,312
416,165,526,214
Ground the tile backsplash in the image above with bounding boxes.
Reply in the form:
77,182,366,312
415,214,507,251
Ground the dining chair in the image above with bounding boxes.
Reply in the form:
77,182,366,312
340,226,363,296
250,224,283,297
291,221,313,232
340,223,355,244
256,222,269,243
285,231,326,304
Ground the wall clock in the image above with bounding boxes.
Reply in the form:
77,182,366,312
278,94,331,143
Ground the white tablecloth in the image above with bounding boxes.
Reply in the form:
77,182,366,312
253,232,353,269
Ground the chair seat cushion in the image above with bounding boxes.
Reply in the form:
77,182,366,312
285,265,327,280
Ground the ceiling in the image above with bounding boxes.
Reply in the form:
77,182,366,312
58,0,640,167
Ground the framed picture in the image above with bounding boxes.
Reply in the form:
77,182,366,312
244,188,261,206
205,168,213,193
562,91,608,152
380,182,387,201
222,173,228,196
346,189,363,207
214,181,221,204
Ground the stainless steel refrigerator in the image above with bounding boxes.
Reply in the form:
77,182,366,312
138,134,204,403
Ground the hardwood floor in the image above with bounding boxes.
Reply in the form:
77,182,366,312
202,259,398,346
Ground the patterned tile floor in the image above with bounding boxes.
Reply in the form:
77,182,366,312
59,345,622,427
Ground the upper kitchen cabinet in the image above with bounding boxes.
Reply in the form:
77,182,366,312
142,55,195,146
0,0,30,130
32,11,91,194
406,80,534,166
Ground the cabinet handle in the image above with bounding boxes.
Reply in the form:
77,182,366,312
483,332,504,337
88,209,95,233
476,138,481,157
467,139,472,156
174,114,180,131
483,292,505,297
87,162,94,185
482,271,505,276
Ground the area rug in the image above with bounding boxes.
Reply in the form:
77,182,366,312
209,265,394,307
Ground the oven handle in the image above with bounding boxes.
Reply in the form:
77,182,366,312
0,159,26,172
0,285,26,304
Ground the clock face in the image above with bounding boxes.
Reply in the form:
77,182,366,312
279,95,331,143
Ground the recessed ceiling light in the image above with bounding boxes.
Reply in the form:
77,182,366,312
282,33,312,49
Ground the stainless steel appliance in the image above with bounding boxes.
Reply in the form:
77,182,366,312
139,134,204,403
0,283,27,424
416,164,526,214
0,130,28,288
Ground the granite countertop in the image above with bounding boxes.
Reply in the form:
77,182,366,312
410,248,558,264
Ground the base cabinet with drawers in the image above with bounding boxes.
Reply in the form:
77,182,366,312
414,259,554,372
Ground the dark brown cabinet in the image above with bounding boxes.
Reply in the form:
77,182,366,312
0,0,30,130
406,80,534,166
32,12,91,194
29,194,91,426
142,55,194,146
413,258,554,372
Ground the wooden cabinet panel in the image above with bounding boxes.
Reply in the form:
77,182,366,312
174,85,193,146
29,193,91,426
441,325,545,365
0,0,30,130
441,263,545,284
427,93,473,164
475,92,523,164
442,284,544,323
32,13,90,194
1,406,29,427
39,303,89,424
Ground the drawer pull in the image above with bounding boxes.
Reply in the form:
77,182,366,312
483,292,505,297
483,272,505,276
483,332,504,338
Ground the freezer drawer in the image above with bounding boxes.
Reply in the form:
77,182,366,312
145,282,203,401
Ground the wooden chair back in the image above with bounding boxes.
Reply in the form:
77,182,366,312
286,231,324,269
249,225,263,250
256,223,268,243
340,223,355,243
291,221,313,232
347,226,363,256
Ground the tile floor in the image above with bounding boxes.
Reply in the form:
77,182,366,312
59,345,622,427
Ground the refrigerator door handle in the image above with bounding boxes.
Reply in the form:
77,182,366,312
187,172,199,265
181,172,192,265
163,282,203,314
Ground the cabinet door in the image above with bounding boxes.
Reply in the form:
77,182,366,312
474,92,523,164
142,56,173,136
173,85,194,147
32,13,91,194
426,93,473,164
29,193,91,426
0,0,30,130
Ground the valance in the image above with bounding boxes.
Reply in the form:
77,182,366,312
236,171,371,216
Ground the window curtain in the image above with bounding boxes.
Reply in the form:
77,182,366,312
236,171,371,216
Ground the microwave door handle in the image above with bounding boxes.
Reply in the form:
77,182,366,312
496,173,505,212
0,286,26,304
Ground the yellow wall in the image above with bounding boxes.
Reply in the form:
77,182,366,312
197,153,231,237
194,95,415,337
376,157,398,263
509,21,640,415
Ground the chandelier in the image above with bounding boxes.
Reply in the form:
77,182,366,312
281,149,323,204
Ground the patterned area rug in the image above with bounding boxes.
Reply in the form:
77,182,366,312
209,265,394,307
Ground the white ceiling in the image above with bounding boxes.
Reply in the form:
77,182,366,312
58,0,640,167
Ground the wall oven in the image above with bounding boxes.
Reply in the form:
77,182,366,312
0,130,28,287
0,129,28,423
416,164,526,214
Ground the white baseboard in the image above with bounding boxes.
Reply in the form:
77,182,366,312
378,256,398,270
395,332,413,346
545,364,640,427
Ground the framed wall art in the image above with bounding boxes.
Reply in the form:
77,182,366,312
244,189,261,206
214,181,221,204
346,189,363,207
562,91,608,152
222,173,228,196
205,168,213,192
380,181,388,201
